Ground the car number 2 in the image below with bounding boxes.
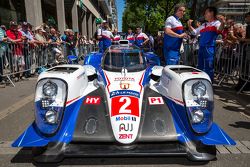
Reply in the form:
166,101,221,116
111,96,139,116
119,97,131,114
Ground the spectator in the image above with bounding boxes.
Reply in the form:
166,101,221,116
35,27,47,44
0,25,7,88
20,22,36,78
65,29,78,56
34,27,47,66
48,28,63,64
6,21,24,82
61,29,69,42
235,12,250,91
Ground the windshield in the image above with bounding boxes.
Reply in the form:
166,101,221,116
102,51,147,72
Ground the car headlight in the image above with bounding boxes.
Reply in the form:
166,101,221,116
45,110,58,124
192,81,206,97
43,81,57,97
35,78,67,135
191,110,204,123
183,79,214,134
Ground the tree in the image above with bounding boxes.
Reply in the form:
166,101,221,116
122,0,188,34
122,0,212,34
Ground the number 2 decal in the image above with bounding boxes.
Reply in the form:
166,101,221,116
111,96,139,117
119,97,131,114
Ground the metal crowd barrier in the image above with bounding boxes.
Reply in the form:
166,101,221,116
0,42,97,87
238,43,250,93
180,42,250,93
180,42,199,67
214,43,240,86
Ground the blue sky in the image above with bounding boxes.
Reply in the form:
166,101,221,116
116,0,125,31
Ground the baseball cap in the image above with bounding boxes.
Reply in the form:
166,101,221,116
22,21,29,27
35,26,46,32
10,21,18,26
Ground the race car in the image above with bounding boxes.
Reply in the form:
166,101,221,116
12,40,235,162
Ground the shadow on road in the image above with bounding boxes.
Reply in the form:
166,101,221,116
11,148,210,166
213,84,250,115
229,121,250,129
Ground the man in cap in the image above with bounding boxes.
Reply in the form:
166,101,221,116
6,21,25,81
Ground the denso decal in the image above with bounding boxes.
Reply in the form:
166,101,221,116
119,123,133,132
116,116,136,121
119,134,133,139
148,97,164,105
111,96,139,116
84,96,101,105
114,77,135,82
110,90,140,98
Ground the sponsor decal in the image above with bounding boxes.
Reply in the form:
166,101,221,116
111,96,139,117
77,72,85,79
120,82,130,89
110,90,140,98
116,116,136,121
119,123,133,132
148,97,164,105
114,77,135,82
119,134,133,139
84,96,101,105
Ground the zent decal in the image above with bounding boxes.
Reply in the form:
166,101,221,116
119,134,133,139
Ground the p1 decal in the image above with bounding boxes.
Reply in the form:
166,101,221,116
84,96,101,105
119,134,133,139
111,96,139,116
148,97,164,105
119,123,133,132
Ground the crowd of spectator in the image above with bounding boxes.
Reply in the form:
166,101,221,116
0,10,249,90
0,21,96,88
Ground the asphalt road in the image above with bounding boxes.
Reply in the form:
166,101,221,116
0,77,250,167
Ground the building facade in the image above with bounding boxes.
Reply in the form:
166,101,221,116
0,0,118,39
210,0,250,22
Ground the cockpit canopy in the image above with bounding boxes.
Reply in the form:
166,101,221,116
102,45,147,72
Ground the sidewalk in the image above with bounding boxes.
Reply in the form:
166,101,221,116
0,77,37,112
213,82,250,116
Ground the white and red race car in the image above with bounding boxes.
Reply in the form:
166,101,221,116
12,41,235,162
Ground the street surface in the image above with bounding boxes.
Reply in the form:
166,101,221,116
0,77,250,167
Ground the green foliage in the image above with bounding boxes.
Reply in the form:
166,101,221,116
122,0,191,34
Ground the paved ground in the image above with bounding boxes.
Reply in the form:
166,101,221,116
0,77,250,167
